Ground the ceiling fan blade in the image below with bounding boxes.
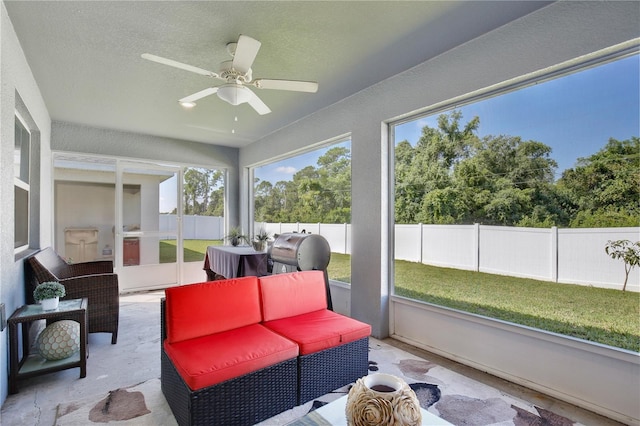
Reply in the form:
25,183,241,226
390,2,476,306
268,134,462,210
179,87,218,103
246,88,271,115
253,79,318,93
141,53,218,78
232,35,261,74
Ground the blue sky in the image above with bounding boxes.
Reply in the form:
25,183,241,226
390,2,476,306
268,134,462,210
256,54,638,185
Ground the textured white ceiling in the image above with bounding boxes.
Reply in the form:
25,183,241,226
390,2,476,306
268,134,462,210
4,1,550,148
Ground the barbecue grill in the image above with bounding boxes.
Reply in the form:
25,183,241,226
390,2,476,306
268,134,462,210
269,232,333,309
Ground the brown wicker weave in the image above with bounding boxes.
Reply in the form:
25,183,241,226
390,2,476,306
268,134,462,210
25,247,119,344
298,336,369,405
160,299,298,426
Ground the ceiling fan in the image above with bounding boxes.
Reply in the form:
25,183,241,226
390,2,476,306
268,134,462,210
142,34,318,115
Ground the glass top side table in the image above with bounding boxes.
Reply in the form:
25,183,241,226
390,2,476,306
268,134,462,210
8,298,88,394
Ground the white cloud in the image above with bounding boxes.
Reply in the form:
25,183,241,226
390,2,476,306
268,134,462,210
276,166,297,175
416,118,430,128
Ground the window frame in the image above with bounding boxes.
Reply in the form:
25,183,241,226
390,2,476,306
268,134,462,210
14,112,31,254
388,48,639,346
249,136,353,284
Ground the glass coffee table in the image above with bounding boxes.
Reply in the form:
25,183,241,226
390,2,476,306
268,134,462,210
8,298,88,394
288,394,453,425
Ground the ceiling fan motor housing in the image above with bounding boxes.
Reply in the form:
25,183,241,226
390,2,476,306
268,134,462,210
219,60,250,82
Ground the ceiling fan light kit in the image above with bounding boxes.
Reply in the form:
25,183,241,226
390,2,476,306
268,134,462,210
142,34,318,115
217,84,252,106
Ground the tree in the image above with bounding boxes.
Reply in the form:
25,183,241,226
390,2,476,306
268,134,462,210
605,239,640,291
317,147,351,223
183,168,224,216
290,166,320,221
183,168,207,215
395,111,561,226
558,137,640,227
460,135,559,226
254,145,352,224
395,111,480,224
395,140,423,223
254,180,274,222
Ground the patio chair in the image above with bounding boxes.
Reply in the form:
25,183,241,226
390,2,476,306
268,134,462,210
25,247,120,344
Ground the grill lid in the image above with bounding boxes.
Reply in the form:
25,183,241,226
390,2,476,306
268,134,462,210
270,233,331,270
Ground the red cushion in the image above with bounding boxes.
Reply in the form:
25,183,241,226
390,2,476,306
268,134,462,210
164,324,299,391
164,277,261,343
263,310,371,355
259,271,327,321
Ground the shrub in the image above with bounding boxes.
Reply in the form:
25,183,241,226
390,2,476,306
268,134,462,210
33,282,66,301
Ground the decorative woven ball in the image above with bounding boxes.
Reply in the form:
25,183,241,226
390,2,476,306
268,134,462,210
36,320,80,361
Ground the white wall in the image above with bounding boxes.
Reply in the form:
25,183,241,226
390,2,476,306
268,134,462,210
55,181,115,259
0,1,52,404
240,2,640,422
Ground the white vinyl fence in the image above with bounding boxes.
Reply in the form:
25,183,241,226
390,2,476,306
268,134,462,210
164,216,640,291
160,214,224,240
258,222,639,291
396,223,639,291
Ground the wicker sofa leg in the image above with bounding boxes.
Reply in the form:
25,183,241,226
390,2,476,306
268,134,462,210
161,350,298,426
298,336,369,405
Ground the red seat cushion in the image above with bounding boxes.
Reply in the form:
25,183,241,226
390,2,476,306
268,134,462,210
263,310,371,355
259,270,327,321
164,277,261,343
164,324,299,391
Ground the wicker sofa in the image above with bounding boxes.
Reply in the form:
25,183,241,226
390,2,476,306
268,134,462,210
161,270,371,426
24,247,120,344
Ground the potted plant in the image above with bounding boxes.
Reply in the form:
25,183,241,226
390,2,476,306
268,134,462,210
252,228,271,251
225,227,249,247
33,281,66,310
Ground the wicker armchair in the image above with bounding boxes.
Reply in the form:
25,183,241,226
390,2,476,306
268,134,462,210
25,247,119,344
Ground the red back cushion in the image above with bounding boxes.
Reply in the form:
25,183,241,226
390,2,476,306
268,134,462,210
165,276,261,343
259,271,327,321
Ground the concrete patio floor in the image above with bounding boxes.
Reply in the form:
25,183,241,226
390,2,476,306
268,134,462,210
1,290,624,426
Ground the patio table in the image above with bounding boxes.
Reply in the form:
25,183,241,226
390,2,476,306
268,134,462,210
203,245,268,280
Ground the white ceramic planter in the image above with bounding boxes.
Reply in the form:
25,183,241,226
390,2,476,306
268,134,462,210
40,297,59,311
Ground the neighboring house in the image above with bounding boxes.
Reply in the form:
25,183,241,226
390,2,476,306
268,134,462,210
0,2,638,423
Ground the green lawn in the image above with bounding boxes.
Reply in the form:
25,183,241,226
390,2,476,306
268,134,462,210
394,259,639,352
324,254,639,352
159,242,639,351
160,239,222,263
327,253,352,283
